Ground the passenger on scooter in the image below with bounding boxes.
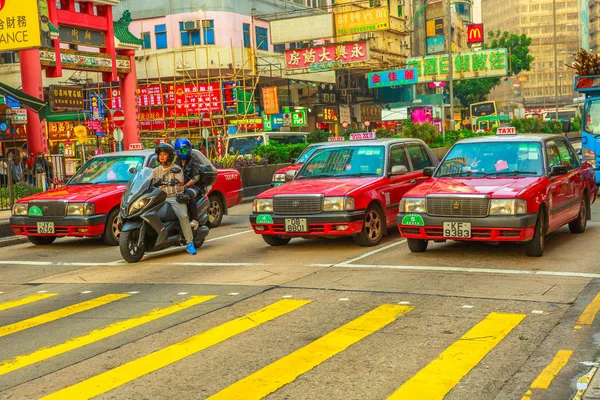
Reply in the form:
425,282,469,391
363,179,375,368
174,138,204,230
151,143,197,255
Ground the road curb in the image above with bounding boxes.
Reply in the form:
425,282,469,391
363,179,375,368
0,235,28,248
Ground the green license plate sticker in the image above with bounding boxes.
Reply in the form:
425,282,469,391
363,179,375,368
256,214,274,224
401,214,424,226
273,182,283,187
28,206,43,217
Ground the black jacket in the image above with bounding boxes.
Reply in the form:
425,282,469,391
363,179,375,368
175,157,204,189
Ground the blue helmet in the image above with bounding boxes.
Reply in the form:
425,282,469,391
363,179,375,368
174,138,193,160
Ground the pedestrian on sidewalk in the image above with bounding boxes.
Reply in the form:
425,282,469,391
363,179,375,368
0,158,7,187
33,152,51,191
26,153,35,185
9,154,22,185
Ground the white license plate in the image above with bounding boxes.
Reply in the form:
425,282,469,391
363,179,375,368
37,222,55,234
285,218,308,232
443,222,471,238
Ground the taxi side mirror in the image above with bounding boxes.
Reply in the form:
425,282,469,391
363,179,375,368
423,167,435,177
390,165,408,176
285,170,297,181
290,158,297,164
128,167,138,174
550,165,568,176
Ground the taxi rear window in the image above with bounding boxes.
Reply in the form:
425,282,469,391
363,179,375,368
437,142,544,177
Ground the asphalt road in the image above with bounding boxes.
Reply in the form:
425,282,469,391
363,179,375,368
0,201,600,399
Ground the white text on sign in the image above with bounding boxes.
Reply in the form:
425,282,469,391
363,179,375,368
496,127,516,135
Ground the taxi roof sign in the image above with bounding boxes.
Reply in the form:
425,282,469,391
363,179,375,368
496,126,517,135
328,136,345,142
349,132,377,140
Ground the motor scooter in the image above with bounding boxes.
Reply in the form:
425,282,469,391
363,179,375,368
119,166,210,263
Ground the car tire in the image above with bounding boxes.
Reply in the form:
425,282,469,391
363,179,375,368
569,197,588,234
102,209,121,246
353,205,385,247
262,235,291,246
407,238,428,252
28,236,56,246
207,194,224,228
525,209,546,257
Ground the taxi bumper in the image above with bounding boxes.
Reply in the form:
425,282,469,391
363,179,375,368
397,213,538,242
250,211,365,236
10,214,107,237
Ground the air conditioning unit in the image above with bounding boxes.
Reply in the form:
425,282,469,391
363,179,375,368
359,32,376,40
184,20,201,30
398,0,405,5
202,20,212,29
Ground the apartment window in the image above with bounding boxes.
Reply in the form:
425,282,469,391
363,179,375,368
529,4,539,10
273,44,285,53
0,52,18,64
541,3,552,10
155,24,167,49
203,20,215,45
141,32,151,49
243,23,251,48
255,27,268,51
370,0,382,6
179,22,200,46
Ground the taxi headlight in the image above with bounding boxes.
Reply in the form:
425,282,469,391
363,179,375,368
402,198,427,213
67,203,95,216
12,203,27,216
253,198,273,213
323,196,355,212
272,173,286,182
489,199,527,215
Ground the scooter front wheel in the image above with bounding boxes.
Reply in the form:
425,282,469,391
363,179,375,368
120,229,146,263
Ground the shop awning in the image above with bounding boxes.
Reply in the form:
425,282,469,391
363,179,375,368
45,111,88,122
0,81,48,120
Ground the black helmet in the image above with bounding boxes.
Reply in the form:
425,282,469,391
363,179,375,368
155,143,175,163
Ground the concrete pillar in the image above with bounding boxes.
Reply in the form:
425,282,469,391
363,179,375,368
19,49,48,155
118,50,139,150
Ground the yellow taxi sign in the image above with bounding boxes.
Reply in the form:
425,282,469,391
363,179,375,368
496,127,516,135
0,0,42,51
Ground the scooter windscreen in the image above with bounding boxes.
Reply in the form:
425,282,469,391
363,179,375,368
123,167,154,204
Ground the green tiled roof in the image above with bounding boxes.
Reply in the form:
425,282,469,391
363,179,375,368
49,22,59,33
114,10,143,46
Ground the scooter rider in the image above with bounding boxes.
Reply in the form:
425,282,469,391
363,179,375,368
151,143,197,256
174,138,204,229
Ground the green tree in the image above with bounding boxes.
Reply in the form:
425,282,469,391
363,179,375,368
454,31,533,108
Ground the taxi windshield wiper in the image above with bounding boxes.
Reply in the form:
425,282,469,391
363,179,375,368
437,171,485,177
342,172,380,177
483,170,539,177
297,173,337,180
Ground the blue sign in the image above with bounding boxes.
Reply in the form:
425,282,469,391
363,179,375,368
5,96,20,108
90,94,105,121
367,68,418,89
262,113,285,129
0,123,7,131
426,36,445,55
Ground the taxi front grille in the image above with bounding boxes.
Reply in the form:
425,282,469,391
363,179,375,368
426,197,489,217
273,195,322,215
28,201,67,217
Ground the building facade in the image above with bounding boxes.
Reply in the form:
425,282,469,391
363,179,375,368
482,0,580,109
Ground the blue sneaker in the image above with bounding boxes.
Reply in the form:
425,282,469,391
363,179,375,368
186,242,197,255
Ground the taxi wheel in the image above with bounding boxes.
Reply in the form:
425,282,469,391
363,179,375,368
353,206,384,247
525,209,547,257
569,197,588,234
207,194,224,228
262,235,291,246
102,209,121,246
407,238,428,253
28,236,56,246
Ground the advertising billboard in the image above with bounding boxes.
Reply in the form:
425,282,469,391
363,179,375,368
367,68,418,88
334,7,389,36
467,24,484,44
285,41,369,71
0,0,42,51
426,36,445,54
270,14,334,44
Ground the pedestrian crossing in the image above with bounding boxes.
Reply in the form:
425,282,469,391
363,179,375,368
0,291,584,399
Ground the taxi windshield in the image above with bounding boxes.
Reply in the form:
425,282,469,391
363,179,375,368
296,146,385,179
436,142,544,177
68,156,144,185
295,145,319,164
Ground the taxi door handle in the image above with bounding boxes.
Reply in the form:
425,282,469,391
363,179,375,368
410,179,417,185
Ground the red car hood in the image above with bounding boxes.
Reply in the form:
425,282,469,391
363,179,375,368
408,177,544,198
274,164,302,175
17,184,126,203
259,177,379,197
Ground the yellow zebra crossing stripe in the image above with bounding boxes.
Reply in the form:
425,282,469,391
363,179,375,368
0,293,57,312
574,292,600,330
388,312,526,400
0,295,216,376
40,299,311,400
208,304,413,400
521,349,573,399
0,294,130,338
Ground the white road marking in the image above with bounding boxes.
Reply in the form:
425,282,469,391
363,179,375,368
337,240,407,265
80,291,93,294
310,263,600,279
398,301,411,305
0,261,53,266
228,293,239,296
177,292,188,295
127,291,140,294
36,290,48,293
167,262,261,267
462,305,474,309
532,310,544,314
282,295,294,298
206,230,254,242
338,298,350,301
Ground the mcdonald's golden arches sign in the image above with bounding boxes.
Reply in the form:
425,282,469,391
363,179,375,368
467,24,484,44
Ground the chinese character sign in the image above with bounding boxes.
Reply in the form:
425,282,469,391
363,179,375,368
0,0,41,51
334,7,389,36
89,94,105,121
367,68,418,89
285,41,368,70
262,86,279,115
406,49,508,83
165,82,222,114
467,24,484,44
49,85,84,111
137,84,163,107
59,25,106,48
315,105,338,123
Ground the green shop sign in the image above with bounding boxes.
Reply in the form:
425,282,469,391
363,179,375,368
406,48,508,84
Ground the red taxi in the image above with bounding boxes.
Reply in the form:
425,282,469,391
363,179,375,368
251,137,439,246
397,133,596,256
10,149,243,245
271,141,345,187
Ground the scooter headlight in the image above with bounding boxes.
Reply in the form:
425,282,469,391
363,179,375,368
129,197,152,213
